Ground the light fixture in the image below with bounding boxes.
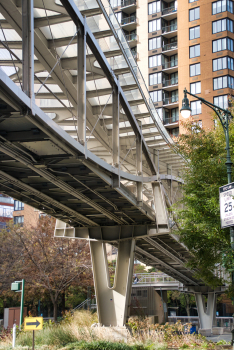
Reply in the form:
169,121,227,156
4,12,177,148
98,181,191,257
180,88,191,118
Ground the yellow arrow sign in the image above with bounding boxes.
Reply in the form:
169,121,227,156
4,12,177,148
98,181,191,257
24,317,43,331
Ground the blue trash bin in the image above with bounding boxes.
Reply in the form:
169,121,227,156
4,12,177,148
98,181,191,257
190,326,196,334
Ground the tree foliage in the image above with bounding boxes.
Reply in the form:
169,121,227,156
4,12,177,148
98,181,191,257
175,118,234,289
0,216,93,320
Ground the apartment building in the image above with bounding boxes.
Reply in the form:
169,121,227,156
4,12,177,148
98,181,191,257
0,194,14,228
110,0,234,133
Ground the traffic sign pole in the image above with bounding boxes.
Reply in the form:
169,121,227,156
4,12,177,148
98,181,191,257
32,330,35,350
20,279,25,329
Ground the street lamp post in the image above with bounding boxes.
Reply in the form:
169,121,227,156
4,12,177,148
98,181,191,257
180,87,234,251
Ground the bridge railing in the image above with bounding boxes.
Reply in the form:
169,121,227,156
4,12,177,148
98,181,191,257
133,273,178,284
168,316,234,330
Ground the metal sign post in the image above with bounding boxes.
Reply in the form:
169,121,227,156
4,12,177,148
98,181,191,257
24,317,43,349
219,182,234,228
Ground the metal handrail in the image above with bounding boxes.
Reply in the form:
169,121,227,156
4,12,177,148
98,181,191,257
163,96,178,105
125,33,137,41
133,273,178,284
162,5,177,15
162,24,177,33
121,0,136,7
162,42,177,51
162,60,178,69
121,15,136,25
162,78,178,87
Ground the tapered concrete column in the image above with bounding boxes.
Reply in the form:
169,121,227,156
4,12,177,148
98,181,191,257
90,239,135,326
195,293,216,329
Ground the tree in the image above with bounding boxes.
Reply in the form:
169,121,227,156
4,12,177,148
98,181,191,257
0,216,93,321
174,118,234,290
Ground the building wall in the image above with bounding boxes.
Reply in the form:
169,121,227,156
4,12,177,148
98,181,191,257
13,204,40,228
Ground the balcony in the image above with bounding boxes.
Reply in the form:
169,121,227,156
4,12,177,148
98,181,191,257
162,78,178,90
162,42,177,56
125,33,138,47
121,0,136,13
121,15,137,30
162,60,178,73
163,96,178,107
131,51,138,60
161,5,177,20
162,24,177,37
162,5,176,14
163,116,179,126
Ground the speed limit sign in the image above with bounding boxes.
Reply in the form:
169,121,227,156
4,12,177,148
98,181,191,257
219,183,234,228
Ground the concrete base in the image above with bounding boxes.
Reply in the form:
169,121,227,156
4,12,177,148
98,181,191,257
212,327,231,335
148,315,159,325
198,328,212,336
92,326,131,342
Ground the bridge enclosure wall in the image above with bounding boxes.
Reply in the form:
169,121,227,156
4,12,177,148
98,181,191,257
130,286,168,324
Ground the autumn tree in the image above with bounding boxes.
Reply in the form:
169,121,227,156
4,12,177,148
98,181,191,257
0,216,93,321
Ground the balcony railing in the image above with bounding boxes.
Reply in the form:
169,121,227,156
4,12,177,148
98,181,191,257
163,116,179,125
163,97,178,105
162,24,177,34
162,60,178,69
162,42,177,52
125,33,137,41
121,15,136,25
121,0,136,7
162,78,178,87
162,5,177,15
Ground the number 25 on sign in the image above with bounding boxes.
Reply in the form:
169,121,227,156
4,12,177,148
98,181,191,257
219,183,234,229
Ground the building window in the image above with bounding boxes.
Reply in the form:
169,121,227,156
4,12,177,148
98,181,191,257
212,37,234,52
14,216,24,225
189,26,200,39
148,1,161,14
212,0,233,14
149,72,162,85
143,290,148,297
171,107,179,122
191,100,202,115
115,12,122,23
14,200,24,211
213,56,234,71
189,44,200,58
214,95,229,108
212,18,234,33
148,19,161,32
190,63,200,76
190,81,201,94
189,7,200,21
171,90,178,102
150,90,162,102
149,54,161,67
171,127,179,137
189,0,199,3
156,108,163,120
137,290,142,296
213,75,234,89
149,37,162,50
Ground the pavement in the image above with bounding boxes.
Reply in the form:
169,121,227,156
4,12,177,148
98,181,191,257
206,334,232,343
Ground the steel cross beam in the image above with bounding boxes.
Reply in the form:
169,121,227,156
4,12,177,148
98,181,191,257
59,0,158,176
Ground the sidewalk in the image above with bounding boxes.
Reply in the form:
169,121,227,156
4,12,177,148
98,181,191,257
206,334,232,343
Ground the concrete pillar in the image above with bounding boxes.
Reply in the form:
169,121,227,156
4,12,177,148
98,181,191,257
195,293,216,330
155,290,168,324
90,239,135,326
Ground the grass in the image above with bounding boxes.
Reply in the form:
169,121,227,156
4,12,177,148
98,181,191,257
0,311,228,350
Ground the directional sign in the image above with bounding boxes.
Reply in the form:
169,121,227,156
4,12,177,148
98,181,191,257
219,182,234,228
24,317,43,331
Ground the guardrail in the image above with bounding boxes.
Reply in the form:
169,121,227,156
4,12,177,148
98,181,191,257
162,6,177,15
0,197,14,204
163,116,179,125
162,42,177,52
163,97,178,105
121,0,136,7
162,78,178,87
125,33,137,41
133,273,178,284
162,24,177,34
121,15,136,25
168,316,234,330
162,60,178,70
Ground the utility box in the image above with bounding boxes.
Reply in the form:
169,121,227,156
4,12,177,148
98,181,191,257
11,283,20,291
4,307,27,329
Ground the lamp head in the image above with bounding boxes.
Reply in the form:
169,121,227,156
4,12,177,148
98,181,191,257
180,88,191,118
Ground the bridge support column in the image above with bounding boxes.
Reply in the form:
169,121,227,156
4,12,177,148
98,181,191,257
195,293,216,330
90,239,135,326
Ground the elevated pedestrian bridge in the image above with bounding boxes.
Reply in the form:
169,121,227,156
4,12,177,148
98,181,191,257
0,0,226,328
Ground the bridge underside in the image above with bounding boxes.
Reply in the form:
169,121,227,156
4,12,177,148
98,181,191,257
0,0,224,327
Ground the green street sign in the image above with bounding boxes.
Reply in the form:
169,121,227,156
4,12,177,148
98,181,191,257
11,282,20,291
